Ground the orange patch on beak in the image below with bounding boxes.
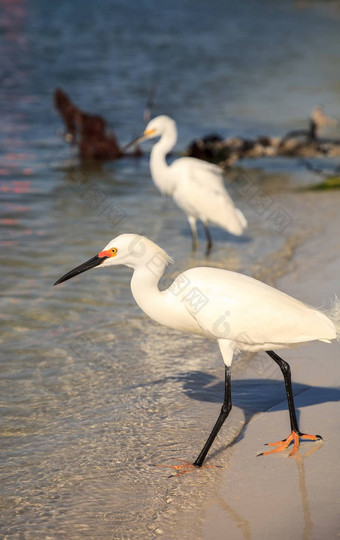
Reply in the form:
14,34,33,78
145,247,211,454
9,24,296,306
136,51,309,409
98,250,113,258
144,128,156,137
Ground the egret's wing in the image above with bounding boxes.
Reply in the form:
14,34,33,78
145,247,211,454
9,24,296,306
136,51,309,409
181,267,335,347
170,158,247,234
171,157,226,193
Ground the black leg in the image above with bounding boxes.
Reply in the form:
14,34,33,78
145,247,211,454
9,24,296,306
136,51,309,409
256,351,322,457
193,365,232,467
266,350,301,433
203,224,213,256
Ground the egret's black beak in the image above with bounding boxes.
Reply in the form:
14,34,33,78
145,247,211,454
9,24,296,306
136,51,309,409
123,128,156,151
54,254,107,286
123,133,146,151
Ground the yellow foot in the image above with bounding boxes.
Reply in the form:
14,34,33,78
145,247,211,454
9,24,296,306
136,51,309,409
155,459,217,477
258,431,322,457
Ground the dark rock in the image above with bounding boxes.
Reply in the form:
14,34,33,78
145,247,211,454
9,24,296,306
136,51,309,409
54,88,141,161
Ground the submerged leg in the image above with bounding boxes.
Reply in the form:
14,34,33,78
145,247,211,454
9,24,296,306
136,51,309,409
156,365,232,476
156,343,234,476
194,365,232,467
188,216,198,252
259,350,322,456
203,223,213,256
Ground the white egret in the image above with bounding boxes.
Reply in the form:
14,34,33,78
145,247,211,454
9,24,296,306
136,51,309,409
54,234,338,475
127,116,247,255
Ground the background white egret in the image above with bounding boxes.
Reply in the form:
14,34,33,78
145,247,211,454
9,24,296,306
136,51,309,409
54,234,339,475
127,116,247,255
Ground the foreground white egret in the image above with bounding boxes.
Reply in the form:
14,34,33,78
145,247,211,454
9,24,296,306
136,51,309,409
54,234,338,474
127,115,247,255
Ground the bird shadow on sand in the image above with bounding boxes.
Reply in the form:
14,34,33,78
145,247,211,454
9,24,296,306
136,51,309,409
174,371,340,460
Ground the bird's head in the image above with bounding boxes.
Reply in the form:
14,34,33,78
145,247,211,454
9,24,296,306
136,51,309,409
143,115,176,139
54,234,173,286
124,115,177,149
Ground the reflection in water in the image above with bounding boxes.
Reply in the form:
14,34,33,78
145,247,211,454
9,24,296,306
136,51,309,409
294,444,323,540
215,443,323,540
216,495,252,540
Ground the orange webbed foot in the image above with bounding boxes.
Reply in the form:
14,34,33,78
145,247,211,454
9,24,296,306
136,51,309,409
258,431,322,457
155,459,218,477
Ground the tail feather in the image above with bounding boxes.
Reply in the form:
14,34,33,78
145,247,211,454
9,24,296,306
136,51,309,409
323,295,340,340
235,208,248,230
220,207,247,236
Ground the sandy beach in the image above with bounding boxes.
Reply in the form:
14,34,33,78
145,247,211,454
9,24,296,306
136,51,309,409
202,197,340,540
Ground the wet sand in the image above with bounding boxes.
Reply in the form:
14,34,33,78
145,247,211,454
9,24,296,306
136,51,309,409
202,197,340,539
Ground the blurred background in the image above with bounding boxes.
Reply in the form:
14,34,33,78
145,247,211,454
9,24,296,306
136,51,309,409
1,1,339,538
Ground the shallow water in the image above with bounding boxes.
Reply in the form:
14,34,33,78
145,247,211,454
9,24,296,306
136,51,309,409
1,1,340,538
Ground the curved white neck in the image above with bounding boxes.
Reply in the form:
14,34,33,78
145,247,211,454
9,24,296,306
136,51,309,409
130,261,166,324
150,125,177,196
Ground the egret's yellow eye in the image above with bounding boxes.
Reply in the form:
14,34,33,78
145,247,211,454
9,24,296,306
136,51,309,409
111,248,118,255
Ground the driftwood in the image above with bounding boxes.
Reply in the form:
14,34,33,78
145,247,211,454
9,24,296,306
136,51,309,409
54,88,142,161
186,107,340,167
